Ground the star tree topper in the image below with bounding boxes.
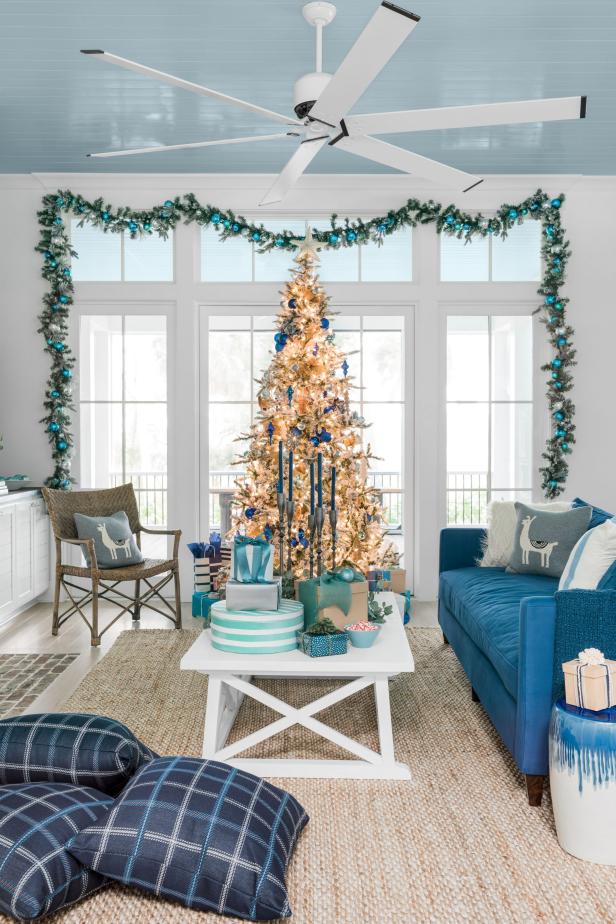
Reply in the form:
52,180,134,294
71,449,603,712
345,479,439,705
291,222,322,264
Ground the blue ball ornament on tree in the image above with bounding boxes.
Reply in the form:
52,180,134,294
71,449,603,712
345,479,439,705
61,479,71,489
245,507,257,519
320,429,332,443
288,298,297,309
551,372,559,380
63,267,71,278
549,479,559,488
554,302,563,311
320,318,330,329
310,436,319,447
562,443,569,451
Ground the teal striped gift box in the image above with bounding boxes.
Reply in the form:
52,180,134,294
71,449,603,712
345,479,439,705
210,600,304,654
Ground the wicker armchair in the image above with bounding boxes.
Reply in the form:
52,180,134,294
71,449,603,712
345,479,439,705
42,484,181,647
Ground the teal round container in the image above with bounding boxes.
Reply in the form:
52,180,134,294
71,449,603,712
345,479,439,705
345,625,381,648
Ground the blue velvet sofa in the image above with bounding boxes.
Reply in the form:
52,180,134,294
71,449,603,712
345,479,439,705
438,527,560,806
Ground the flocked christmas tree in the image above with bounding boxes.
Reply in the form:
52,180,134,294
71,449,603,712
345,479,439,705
231,229,394,578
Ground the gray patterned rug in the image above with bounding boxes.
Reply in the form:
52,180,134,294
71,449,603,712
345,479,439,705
0,653,79,718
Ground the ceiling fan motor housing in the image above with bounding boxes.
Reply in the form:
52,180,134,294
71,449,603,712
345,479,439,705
293,71,332,119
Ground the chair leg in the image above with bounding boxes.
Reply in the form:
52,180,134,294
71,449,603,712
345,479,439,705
91,580,100,647
133,579,141,621
525,774,545,806
51,570,62,636
173,567,182,630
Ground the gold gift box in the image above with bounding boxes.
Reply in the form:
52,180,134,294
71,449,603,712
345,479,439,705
296,579,369,631
562,658,616,711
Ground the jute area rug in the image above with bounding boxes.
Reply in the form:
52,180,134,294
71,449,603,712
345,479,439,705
6,626,616,924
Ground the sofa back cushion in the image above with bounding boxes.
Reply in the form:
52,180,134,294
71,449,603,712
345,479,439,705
572,497,615,530
508,503,591,578
559,517,616,590
0,713,157,796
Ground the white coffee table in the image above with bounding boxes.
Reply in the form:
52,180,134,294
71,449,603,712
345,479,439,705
180,592,414,780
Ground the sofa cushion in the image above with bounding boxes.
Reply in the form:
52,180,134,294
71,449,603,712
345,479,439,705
439,567,558,697
68,756,309,921
508,503,591,578
0,782,111,921
572,497,615,530
0,713,157,796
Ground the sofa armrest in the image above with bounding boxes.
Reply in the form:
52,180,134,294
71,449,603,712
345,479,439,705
514,595,557,775
439,527,486,573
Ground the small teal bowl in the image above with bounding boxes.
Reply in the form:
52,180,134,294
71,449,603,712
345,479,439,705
345,625,381,648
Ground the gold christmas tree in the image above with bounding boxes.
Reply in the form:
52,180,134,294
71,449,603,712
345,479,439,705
231,231,390,577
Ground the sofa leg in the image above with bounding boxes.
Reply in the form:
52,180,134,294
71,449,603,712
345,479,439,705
442,633,449,645
471,686,479,702
525,774,545,806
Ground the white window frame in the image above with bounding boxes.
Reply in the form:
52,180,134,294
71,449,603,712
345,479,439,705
69,220,176,283
439,216,542,284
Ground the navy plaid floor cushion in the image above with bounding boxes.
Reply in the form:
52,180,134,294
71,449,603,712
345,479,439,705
68,756,308,921
0,782,112,921
0,713,157,796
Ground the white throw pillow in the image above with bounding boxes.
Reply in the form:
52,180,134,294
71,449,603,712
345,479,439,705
559,517,616,590
479,500,571,568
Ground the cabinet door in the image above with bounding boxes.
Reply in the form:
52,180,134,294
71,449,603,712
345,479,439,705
14,501,34,605
32,500,51,597
0,505,15,620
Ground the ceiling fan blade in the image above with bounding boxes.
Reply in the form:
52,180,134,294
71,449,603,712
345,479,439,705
80,50,302,127
308,2,420,129
345,96,587,136
331,134,483,191
259,136,329,206
88,132,296,158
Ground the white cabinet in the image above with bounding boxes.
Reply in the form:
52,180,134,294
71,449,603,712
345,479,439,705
0,493,50,627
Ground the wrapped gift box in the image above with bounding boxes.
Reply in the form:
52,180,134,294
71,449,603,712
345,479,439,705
231,540,274,583
298,631,348,658
296,578,369,631
367,567,407,593
563,651,616,711
390,568,406,594
192,591,219,622
225,579,280,612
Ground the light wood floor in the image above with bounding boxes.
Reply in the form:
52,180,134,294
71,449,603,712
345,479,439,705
0,598,437,715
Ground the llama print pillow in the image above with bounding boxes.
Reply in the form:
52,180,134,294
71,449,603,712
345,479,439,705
507,502,591,578
74,510,144,569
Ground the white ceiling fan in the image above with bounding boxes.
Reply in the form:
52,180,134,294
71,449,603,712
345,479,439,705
82,0,586,206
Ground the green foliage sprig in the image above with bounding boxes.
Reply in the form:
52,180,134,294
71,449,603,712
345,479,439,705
368,593,394,624
303,618,344,636
36,189,573,494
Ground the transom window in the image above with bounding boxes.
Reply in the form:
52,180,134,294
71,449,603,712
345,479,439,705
71,220,174,282
446,314,533,524
441,221,541,282
201,220,412,282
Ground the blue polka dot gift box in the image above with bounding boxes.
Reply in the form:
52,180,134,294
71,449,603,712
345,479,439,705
298,630,348,658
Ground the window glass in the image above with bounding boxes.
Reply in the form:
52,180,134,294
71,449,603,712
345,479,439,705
201,225,252,281
491,403,533,489
124,231,173,281
208,403,251,472
71,221,121,281
124,316,167,402
79,316,122,401
209,332,251,401
361,228,412,282
492,221,541,281
441,234,489,281
491,316,533,401
363,330,402,401
447,316,489,401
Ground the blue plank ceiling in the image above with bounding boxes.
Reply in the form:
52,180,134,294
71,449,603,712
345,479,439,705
1,0,613,174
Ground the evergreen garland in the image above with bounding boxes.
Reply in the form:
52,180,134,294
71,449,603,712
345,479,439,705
36,188,573,497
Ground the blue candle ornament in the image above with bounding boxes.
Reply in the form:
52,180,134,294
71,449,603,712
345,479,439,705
317,452,323,507
310,461,315,514
278,441,283,494
331,466,336,511
288,450,294,502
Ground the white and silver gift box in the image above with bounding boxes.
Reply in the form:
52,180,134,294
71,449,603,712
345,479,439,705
193,546,232,592
225,578,281,612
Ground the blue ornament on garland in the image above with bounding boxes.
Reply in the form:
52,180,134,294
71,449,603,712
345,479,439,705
556,429,566,438
545,295,556,305
463,223,470,231
53,217,63,226
554,410,565,421
454,223,462,231
549,479,559,488
291,426,301,437
233,223,241,233
521,208,528,216
223,219,230,229
346,230,357,242
320,318,330,330
56,440,68,452
546,224,555,236
163,200,174,208
101,211,110,222
554,382,562,389
50,390,60,399
554,302,563,311
562,443,569,451
274,236,285,247
329,233,339,245
377,223,386,233
552,358,562,367
445,215,455,225
48,259,57,268
267,421,274,445
53,342,65,352
245,507,256,519
61,479,71,489
61,368,72,379
48,422,60,433
508,208,518,219
211,213,221,224
298,528,309,549
63,267,71,278
252,231,261,242
550,198,562,209
128,221,138,232
531,202,540,210
59,295,69,304
144,222,151,231
55,196,65,207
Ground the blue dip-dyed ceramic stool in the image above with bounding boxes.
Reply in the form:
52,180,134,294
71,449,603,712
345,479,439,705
550,698,616,865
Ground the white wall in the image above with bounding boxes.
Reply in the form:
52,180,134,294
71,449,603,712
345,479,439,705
1,172,614,601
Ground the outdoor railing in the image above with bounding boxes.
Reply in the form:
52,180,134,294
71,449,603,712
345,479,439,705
110,472,167,526
446,471,488,525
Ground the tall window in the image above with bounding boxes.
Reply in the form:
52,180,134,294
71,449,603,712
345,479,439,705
79,315,168,555
205,312,405,551
446,315,533,524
